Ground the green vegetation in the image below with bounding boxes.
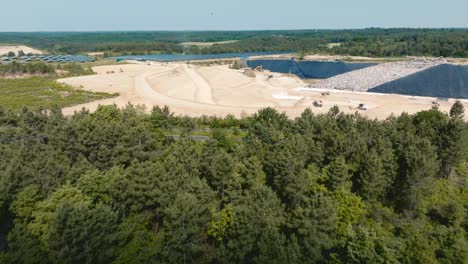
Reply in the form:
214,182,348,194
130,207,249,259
201,29,468,57
0,59,110,115
0,61,95,78
0,78,115,111
190,59,234,67
229,60,241,69
1,28,467,57
55,63,95,77
0,62,55,77
0,102,466,263
242,69,256,78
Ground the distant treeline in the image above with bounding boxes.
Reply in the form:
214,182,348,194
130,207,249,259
63,42,184,56
0,28,467,57
200,29,468,57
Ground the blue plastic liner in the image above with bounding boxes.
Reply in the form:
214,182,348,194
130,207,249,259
246,59,376,79
370,64,468,99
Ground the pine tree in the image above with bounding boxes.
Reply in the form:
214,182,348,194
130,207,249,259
48,203,119,264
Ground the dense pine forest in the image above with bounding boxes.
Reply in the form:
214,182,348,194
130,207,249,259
1,28,467,57
0,103,467,263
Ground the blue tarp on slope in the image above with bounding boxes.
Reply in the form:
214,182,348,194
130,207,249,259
369,64,468,99
246,60,376,79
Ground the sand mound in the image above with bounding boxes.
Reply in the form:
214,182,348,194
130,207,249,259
0,45,43,55
146,64,299,108
147,65,202,102
197,65,277,107
266,75,304,88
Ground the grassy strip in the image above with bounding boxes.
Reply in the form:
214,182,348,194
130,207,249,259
0,77,116,111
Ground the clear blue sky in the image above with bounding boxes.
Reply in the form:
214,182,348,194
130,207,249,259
0,0,467,31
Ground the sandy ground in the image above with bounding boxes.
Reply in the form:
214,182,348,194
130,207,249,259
87,52,104,56
0,45,43,55
58,63,468,121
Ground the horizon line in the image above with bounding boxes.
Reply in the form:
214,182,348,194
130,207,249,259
1,27,468,33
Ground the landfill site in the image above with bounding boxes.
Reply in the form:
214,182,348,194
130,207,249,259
59,57,468,121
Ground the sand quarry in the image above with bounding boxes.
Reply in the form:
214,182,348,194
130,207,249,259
59,62,468,120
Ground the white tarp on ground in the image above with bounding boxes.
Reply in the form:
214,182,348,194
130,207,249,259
272,93,303,100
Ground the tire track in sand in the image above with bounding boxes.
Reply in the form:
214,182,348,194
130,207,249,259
181,64,215,104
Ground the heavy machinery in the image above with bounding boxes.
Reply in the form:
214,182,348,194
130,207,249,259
313,100,323,107
358,103,369,110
